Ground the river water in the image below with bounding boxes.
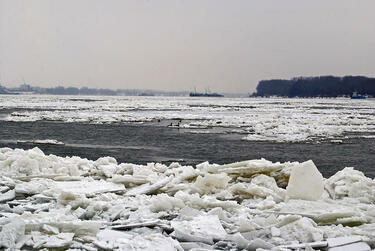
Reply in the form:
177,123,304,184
0,95,374,178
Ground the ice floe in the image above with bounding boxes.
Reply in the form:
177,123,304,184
0,147,374,250
17,139,65,145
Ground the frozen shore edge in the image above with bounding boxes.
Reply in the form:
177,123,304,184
0,147,374,250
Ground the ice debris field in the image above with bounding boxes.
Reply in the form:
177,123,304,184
0,147,374,250
1,95,375,143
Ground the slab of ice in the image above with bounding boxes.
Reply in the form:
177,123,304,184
0,189,15,202
96,230,182,251
179,241,213,250
278,240,328,249
42,224,60,235
225,233,250,249
112,174,149,185
203,159,285,176
32,232,74,249
99,164,118,178
0,176,15,189
150,194,185,212
174,191,238,210
327,236,363,247
54,179,126,196
15,179,53,195
286,160,324,201
279,217,324,243
0,219,25,249
230,174,286,202
247,238,275,250
276,199,366,225
194,173,230,193
127,176,172,196
230,182,279,201
171,215,227,245
96,229,133,241
328,242,371,251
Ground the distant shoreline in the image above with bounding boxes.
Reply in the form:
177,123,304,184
252,75,375,98
0,84,246,97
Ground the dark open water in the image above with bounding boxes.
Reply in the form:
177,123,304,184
0,120,374,178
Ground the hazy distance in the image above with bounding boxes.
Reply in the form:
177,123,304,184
1,0,374,93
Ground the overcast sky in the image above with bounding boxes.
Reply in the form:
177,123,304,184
0,0,374,93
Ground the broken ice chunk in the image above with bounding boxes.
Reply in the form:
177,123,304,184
327,236,362,247
42,224,60,235
194,173,231,193
0,186,10,193
96,229,133,242
54,180,125,196
150,194,185,212
0,219,25,249
95,230,181,251
171,215,227,245
277,199,364,225
0,189,15,202
286,160,324,201
324,167,375,203
247,238,275,250
111,174,149,185
15,179,52,195
279,217,323,243
0,176,16,189
225,233,250,249
99,164,118,178
278,240,328,250
328,242,371,251
57,190,88,208
127,176,172,196
32,232,75,249
179,242,213,250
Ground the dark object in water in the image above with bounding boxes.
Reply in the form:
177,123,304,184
351,91,366,99
189,92,224,97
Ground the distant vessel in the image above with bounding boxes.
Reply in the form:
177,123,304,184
189,92,224,97
189,87,224,97
138,93,154,96
351,91,366,99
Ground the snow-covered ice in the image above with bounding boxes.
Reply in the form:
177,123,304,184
0,147,374,250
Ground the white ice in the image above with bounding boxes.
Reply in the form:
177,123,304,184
1,95,375,142
0,147,374,250
286,160,324,201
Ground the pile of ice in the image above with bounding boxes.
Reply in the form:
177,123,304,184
0,147,374,250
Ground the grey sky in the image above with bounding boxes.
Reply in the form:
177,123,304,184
1,0,374,93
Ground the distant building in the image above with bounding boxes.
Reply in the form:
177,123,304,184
17,84,33,92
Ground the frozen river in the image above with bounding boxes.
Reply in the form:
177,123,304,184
0,95,375,250
0,95,374,178
1,95,375,143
